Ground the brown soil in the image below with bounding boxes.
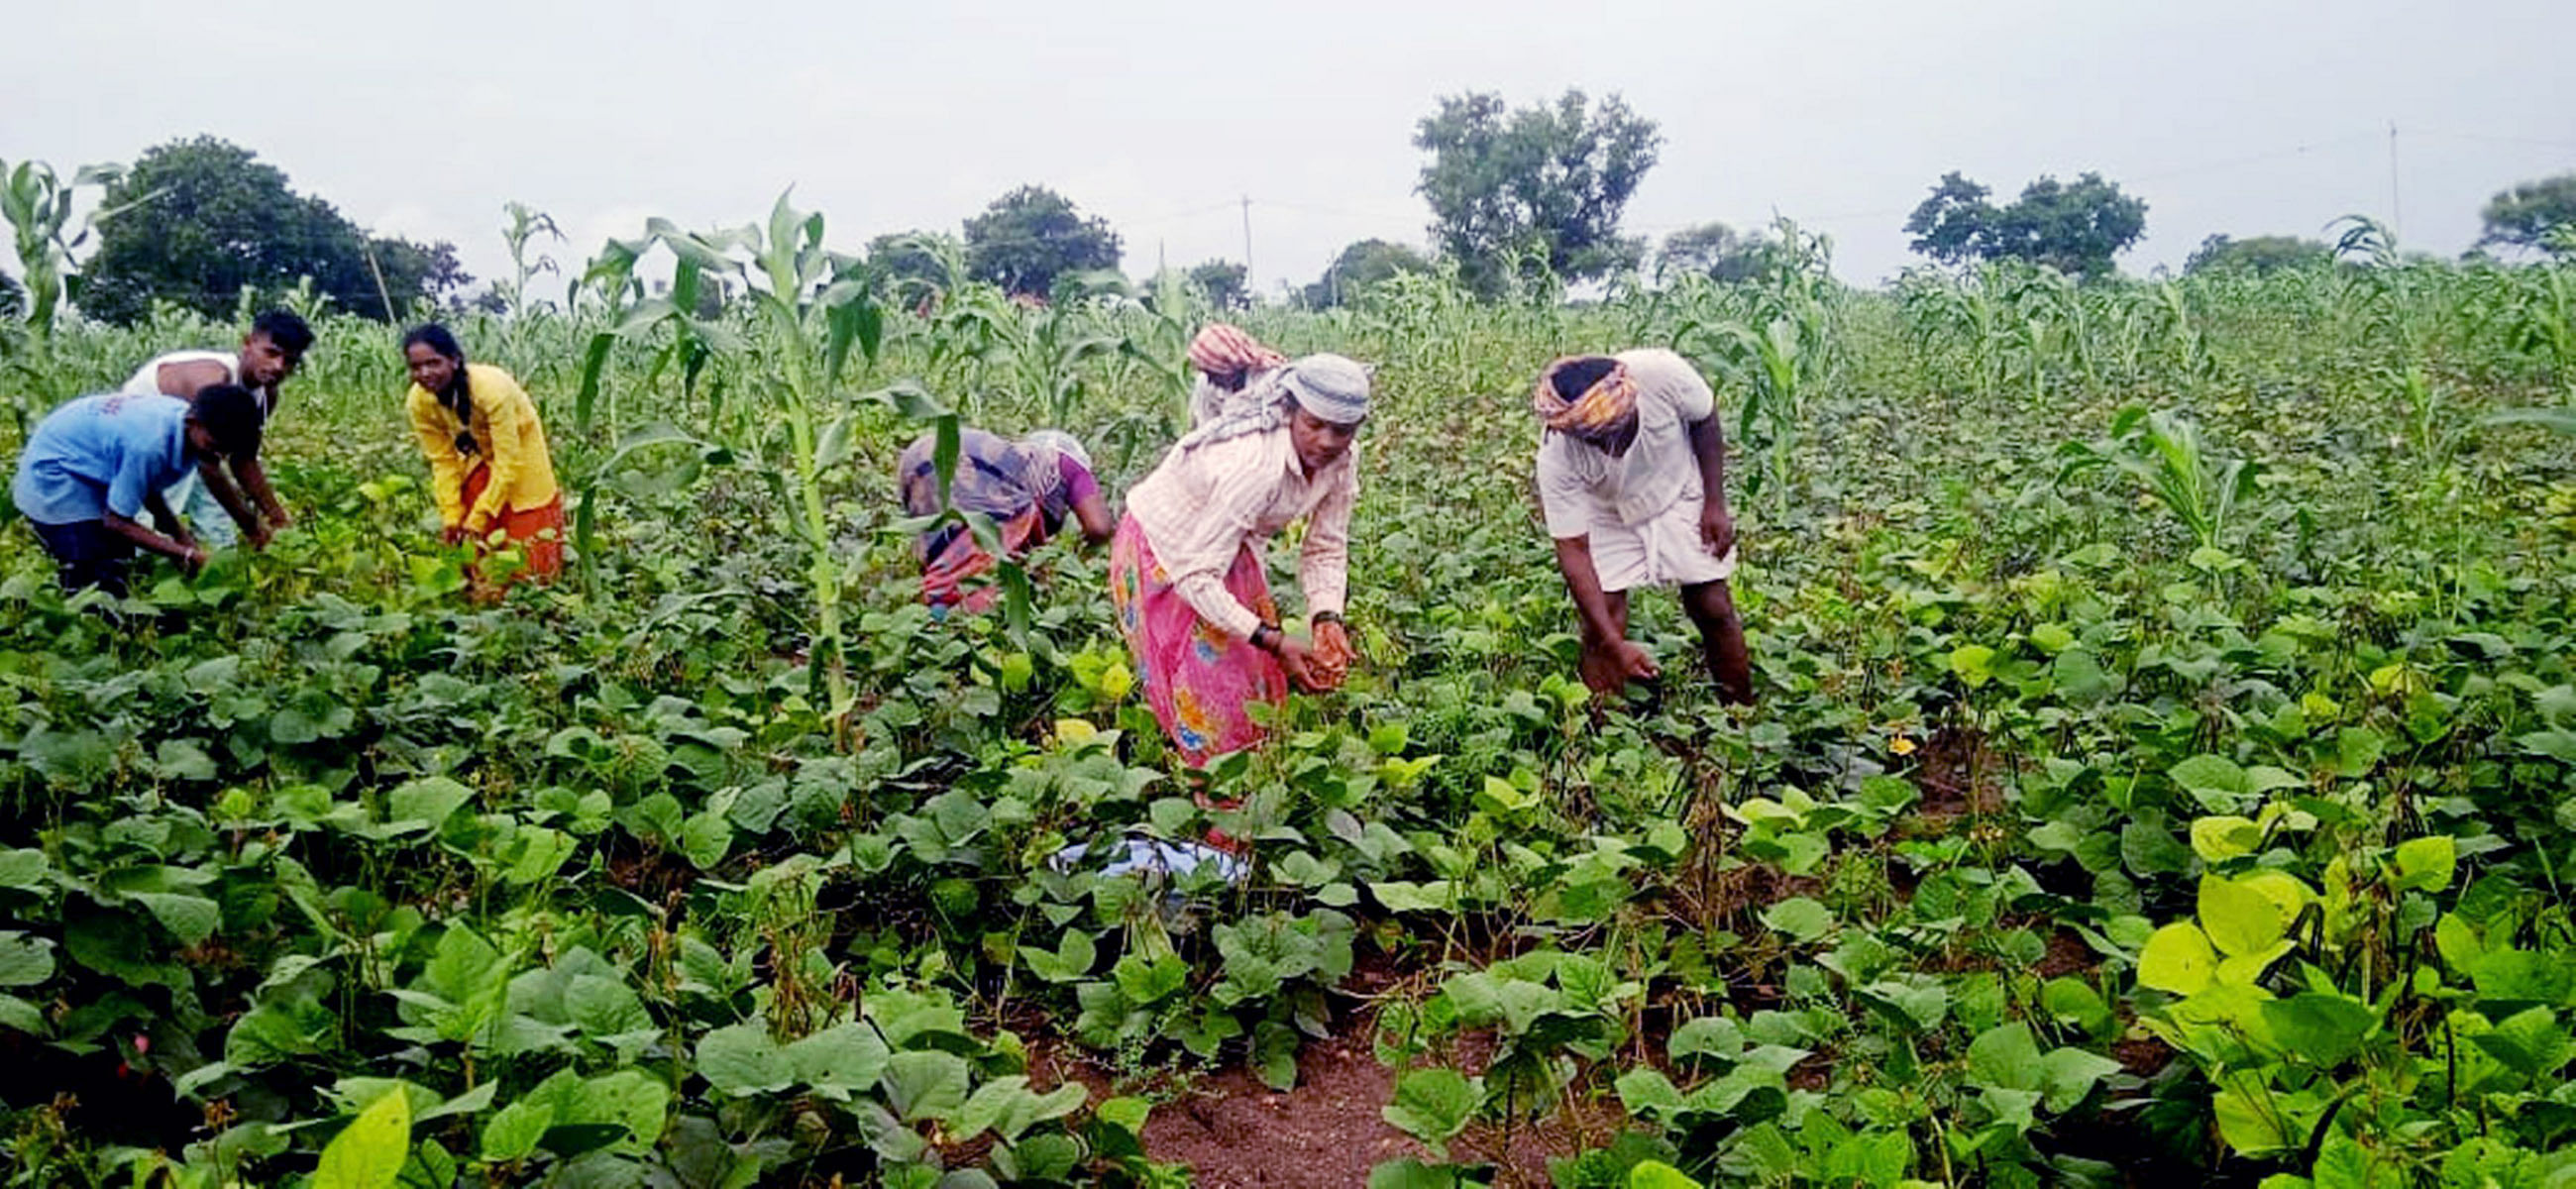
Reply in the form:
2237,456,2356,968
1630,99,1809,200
2035,929,2093,979
2112,1035,2175,1076
1022,963,1632,1189
1910,724,2007,820
1140,1027,1427,1188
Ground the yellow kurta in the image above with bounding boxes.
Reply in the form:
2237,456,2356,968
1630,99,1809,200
406,363,560,533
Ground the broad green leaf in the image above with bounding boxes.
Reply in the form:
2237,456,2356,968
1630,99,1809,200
566,1070,667,1152
1368,1159,1471,1189
697,1022,792,1097
1112,953,1187,1004
0,933,55,987
954,1076,1086,1143
481,1099,556,1163
2391,835,2455,893
133,893,220,945
1965,1022,2044,1093
2210,1085,2292,1155
1614,1068,1687,1116
1668,1016,1745,1066
2198,875,2287,957
1948,644,1996,688
0,994,47,1036
0,849,50,890
2168,755,2299,813
1381,1068,1479,1154
786,1022,891,1100
2257,993,2374,1069
2189,815,2262,863
2137,923,2217,995
2038,1046,2123,1112
386,777,474,831
2470,1005,2573,1077
1022,931,1097,984
315,1083,410,1189
880,1050,972,1124
1628,1161,1704,1189
1759,897,1834,943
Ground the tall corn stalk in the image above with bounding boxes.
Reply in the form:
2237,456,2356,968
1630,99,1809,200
607,193,884,732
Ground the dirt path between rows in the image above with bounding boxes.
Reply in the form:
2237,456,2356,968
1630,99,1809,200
1140,1028,1427,1188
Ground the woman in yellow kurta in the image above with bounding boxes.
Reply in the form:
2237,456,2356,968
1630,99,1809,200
400,324,565,588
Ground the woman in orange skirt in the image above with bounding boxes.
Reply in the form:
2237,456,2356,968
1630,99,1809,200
400,324,565,592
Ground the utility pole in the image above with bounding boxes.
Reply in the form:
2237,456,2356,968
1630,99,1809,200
2387,121,2404,243
1239,195,1254,293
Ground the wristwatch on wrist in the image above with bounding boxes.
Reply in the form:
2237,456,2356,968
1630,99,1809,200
1312,610,1344,627
1251,624,1281,652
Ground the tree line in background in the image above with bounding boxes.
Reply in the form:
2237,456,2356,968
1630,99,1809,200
8,97,2576,327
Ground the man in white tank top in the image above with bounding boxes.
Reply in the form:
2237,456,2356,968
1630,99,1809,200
119,310,312,549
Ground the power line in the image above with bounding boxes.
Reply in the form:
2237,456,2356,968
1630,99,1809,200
2405,128,2576,153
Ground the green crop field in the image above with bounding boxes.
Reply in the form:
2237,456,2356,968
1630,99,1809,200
2,200,2574,1188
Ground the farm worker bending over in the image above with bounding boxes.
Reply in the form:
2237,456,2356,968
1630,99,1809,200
1113,354,1368,764
896,426,1114,613
119,309,313,550
400,324,566,591
1186,322,1285,427
1533,350,1754,705
11,385,266,596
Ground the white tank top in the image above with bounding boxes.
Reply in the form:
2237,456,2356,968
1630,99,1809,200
121,351,269,417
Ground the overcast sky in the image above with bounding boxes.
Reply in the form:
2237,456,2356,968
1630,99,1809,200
7,0,2573,301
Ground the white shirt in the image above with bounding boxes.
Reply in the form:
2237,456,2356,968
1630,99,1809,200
121,351,271,418
1535,349,1716,538
1125,426,1356,639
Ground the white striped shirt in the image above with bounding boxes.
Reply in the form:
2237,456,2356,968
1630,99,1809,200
1125,426,1356,638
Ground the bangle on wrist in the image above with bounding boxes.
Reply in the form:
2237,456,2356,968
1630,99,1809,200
1251,624,1280,652
1312,611,1343,626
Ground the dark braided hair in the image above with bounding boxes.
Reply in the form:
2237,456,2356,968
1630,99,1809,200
401,323,478,455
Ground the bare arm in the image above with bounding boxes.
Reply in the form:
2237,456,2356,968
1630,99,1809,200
193,458,265,542
1552,535,1624,645
232,454,289,529
1686,414,1736,555
107,506,203,570
1070,488,1115,544
154,360,232,399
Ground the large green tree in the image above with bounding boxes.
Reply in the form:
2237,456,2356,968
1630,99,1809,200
1903,170,2147,278
1658,221,1780,284
1301,239,1434,308
2184,234,2331,275
1187,260,1248,310
2479,173,2576,256
866,230,962,308
1414,89,1660,298
79,137,470,324
961,185,1123,297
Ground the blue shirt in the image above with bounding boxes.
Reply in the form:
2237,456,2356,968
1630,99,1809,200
11,393,195,525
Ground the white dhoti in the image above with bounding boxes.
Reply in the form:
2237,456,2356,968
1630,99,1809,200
1588,495,1738,593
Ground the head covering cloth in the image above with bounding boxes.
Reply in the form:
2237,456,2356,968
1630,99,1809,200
1174,353,1372,450
1021,428,1092,475
1531,356,1640,444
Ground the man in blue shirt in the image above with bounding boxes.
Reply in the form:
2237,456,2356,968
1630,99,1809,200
11,385,265,596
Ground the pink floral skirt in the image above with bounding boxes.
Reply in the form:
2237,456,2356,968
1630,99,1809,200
1108,514,1285,765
